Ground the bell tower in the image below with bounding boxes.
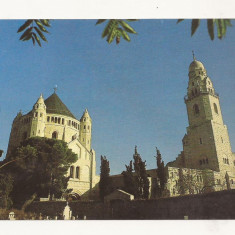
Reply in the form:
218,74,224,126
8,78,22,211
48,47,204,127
182,55,235,175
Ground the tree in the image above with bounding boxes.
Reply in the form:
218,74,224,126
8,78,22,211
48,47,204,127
99,155,112,201
17,19,51,47
0,165,13,209
133,146,150,199
6,137,77,208
16,19,232,47
122,160,137,196
155,148,166,197
177,168,202,195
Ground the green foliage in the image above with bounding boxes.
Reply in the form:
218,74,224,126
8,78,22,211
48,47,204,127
122,160,137,196
96,19,138,44
0,165,13,209
156,148,166,197
17,20,50,47
133,146,149,199
7,137,77,208
99,155,112,201
177,19,232,40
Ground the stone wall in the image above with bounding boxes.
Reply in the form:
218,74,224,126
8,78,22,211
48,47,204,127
26,189,235,220
26,201,106,219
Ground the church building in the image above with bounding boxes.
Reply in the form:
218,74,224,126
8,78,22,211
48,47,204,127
166,56,235,196
6,91,100,199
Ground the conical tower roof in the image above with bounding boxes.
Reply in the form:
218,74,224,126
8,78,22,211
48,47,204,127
44,93,76,119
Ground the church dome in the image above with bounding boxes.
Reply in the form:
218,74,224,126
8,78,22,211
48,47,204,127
189,60,205,72
44,93,76,119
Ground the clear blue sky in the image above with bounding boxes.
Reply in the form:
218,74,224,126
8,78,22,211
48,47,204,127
0,20,235,175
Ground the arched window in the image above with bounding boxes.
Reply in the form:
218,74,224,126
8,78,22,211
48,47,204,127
70,166,74,178
199,160,202,165
193,104,200,115
203,159,205,164
52,131,58,139
76,167,80,179
214,103,218,114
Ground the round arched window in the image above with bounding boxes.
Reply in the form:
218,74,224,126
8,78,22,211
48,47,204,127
193,104,200,115
52,131,58,139
214,103,218,114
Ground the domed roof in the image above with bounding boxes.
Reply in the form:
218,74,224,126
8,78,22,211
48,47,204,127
44,93,76,119
189,60,205,72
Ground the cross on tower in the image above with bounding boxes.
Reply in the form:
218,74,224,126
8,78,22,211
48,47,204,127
192,50,196,61
54,85,58,93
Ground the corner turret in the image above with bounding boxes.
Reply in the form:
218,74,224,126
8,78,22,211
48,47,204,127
30,94,46,137
79,109,92,150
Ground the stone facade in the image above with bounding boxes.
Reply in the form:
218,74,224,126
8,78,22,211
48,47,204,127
110,57,235,198
6,92,100,199
167,57,235,196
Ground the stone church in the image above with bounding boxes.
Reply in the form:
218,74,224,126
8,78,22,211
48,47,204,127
165,56,235,195
6,56,235,200
6,91,100,199
111,57,235,198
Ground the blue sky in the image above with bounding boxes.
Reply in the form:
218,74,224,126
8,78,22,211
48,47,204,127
0,20,235,175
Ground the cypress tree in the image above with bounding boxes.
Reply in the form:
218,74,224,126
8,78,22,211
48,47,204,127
99,155,112,201
156,148,166,197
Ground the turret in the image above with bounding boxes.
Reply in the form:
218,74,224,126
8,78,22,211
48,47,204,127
30,94,46,137
79,109,92,150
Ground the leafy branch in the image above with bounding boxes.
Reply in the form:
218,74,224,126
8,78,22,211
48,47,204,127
177,19,232,40
96,19,138,44
17,19,51,47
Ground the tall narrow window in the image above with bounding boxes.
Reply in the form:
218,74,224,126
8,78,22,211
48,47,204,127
47,116,50,122
70,166,74,178
76,167,80,179
193,104,200,115
62,118,64,125
214,103,218,114
199,138,202,144
55,117,57,123
58,118,61,124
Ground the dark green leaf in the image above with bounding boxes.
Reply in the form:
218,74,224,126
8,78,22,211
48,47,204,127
117,28,130,42
215,19,222,39
107,27,117,44
22,32,32,41
35,20,49,33
20,27,33,40
191,19,200,36
32,32,41,47
17,20,33,33
102,20,114,38
34,27,47,42
118,20,137,34
177,19,184,24
40,19,50,27
32,36,35,45
207,19,214,40
126,19,139,22
96,19,106,25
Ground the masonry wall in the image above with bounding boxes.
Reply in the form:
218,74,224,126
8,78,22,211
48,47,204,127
26,189,235,220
